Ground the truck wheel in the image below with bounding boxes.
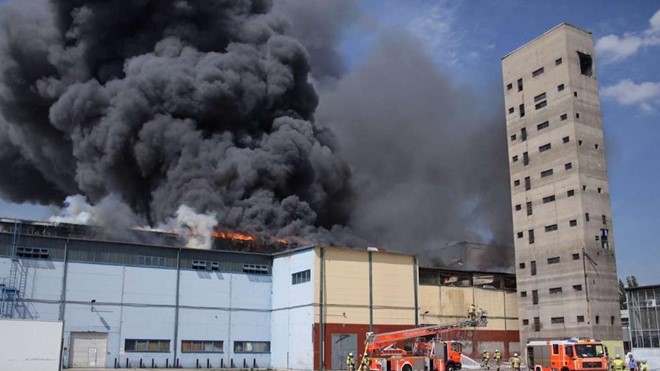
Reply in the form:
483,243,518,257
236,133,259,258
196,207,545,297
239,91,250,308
402,364,413,371
561,368,569,371
447,363,456,371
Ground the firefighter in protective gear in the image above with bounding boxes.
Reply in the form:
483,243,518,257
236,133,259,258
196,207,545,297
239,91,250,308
511,353,521,371
347,352,356,371
494,349,502,371
612,355,625,371
640,361,648,371
482,350,491,369
468,303,477,321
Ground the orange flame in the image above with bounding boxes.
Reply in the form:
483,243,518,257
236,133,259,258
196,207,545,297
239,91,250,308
212,230,255,242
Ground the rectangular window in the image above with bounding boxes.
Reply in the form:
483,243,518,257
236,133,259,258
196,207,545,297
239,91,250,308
512,155,518,162
532,67,544,77
555,57,563,65
507,83,513,90
547,257,560,264
15,247,49,259
539,143,551,152
137,255,167,268
596,315,599,324
525,177,531,190
521,291,527,297
549,287,562,294
514,179,520,186
573,284,583,291
517,232,523,239
567,189,575,197
541,169,553,178
572,253,580,260
519,262,526,269
569,219,577,227
537,121,549,130
545,224,558,232
234,341,271,353
181,340,224,353
542,195,555,203
522,319,529,325
243,264,269,274
291,269,311,285
553,344,560,354
533,317,540,331
551,317,565,324
508,107,514,114
528,229,535,244
598,187,602,193
602,215,607,224
532,290,539,304
518,78,523,92
526,201,533,216
558,83,565,91
563,136,570,143
515,204,521,211
535,101,547,110
576,113,580,118
510,134,516,141
521,128,527,141
565,162,573,170
560,113,568,121
523,151,529,165
577,315,585,323
585,213,590,222
125,339,170,353
577,52,593,76
534,92,547,102
574,91,578,97
192,260,208,270
531,261,536,276
519,104,525,117
611,316,615,325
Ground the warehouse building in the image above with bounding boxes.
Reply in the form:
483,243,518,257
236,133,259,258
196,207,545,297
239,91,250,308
0,218,518,369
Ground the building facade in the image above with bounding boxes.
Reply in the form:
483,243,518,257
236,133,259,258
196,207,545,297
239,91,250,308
502,24,622,350
625,285,660,366
0,218,518,369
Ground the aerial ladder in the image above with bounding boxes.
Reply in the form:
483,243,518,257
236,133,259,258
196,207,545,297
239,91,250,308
358,309,488,371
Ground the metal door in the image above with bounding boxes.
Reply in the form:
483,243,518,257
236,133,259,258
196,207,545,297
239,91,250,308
332,333,357,370
70,332,108,368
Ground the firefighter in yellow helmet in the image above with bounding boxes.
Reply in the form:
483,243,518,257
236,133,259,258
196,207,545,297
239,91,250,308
482,350,491,369
494,349,502,371
468,303,477,321
511,353,521,371
640,360,648,371
347,352,356,371
612,355,625,371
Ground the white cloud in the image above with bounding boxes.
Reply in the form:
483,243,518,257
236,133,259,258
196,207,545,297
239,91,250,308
601,79,660,113
596,8,660,62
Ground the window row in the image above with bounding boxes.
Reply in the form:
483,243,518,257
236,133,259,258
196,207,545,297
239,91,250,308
292,269,311,285
138,255,167,268
520,253,582,274
509,111,578,144
16,247,49,259
505,56,563,94
519,284,583,299
524,314,612,331
125,339,270,353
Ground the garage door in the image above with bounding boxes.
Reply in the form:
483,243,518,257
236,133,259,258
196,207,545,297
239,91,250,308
69,332,108,368
332,333,357,370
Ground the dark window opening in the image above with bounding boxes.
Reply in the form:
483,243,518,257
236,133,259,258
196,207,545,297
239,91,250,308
558,84,565,91
519,262,526,269
565,162,573,170
529,229,535,244
602,214,607,224
16,247,49,259
510,134,516,141
601,228,610,249
537,121,549,130
518,78,523,92
595,315,600,324
534,92,547,102
555,58,563,65
531,261,536,276
577,315,585,323
551,317,565,324
549,287,562,294
535,101,547,110
533,317,540,331
547,257,560,264
514,179,520,186
532,67,545,77
521,128,527,141
577,51,593,76
292,269,311,285
574,91,578,97
576,113,580,118
598,187,602,194
582,184,587,191
515,204,522,211
585,213,590,222
567,189,575,197
563,136,570,143
521,291,527,297
507,83,513,90
545,224,558,232
573,253,580,260
539,143,551,152
542,195,556,203
570,219,577,227
526,201,533,216
519,104,525,117
532,290,539,304
517,231,524,239
595,143,599,149
509,107,514,114
512,155,518,162
579,140,583,146
523,151,529,165
573,284,583,291
541,169,553,178
125,339,170,353
523,319,529,325
561,113,568,121
525,177,531,190
611,316,615,325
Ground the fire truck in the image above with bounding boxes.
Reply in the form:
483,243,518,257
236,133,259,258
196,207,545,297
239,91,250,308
527,339,609,371
358,311,488,371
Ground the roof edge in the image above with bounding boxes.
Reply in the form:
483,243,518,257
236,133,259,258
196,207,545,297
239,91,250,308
502,22,592,60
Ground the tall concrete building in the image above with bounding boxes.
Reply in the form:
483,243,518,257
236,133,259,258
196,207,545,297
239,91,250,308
502,24,622,350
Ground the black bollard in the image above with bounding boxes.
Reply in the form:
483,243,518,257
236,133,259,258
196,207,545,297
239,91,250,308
126,359,129,368
221,358,225,368
254,358,257,368
231,358,235,368
166,359,169,368
196,358,200,368
207,359,210,368
114,358,118,368
244,359,248,368
140,359,143,368
152,359,155,368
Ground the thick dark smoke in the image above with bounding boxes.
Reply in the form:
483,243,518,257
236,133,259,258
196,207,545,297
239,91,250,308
0,0,363,245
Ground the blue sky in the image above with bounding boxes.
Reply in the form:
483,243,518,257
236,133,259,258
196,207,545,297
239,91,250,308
2,1,659,284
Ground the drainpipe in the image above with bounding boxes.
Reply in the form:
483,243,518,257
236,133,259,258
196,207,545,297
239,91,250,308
319,247,326,371
58,239,69,371
582,247,591,326
413,257,419,327
369,251,373,333
173,248,181,365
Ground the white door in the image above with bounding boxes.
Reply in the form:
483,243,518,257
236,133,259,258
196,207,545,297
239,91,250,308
70,332,108,368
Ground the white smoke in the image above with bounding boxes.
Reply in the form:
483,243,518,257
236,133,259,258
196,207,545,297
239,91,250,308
156,205,218,249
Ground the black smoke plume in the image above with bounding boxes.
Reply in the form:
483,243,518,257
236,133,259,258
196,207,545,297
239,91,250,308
0,0,362,245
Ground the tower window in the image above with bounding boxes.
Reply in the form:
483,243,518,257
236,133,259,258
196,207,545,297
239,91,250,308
510,134,517,141
532,67,545,77
531,261,536,276
542,195,556,203
558,84,565,91
573,284,583,291
565,162,573,170
518,78,523,92
509,107,515,114
514,179,520,186
532,290,539,304
517,231,524,239
537,121,549,130
569,219,577,227
577,315,585,323
525,177,531,190
555,58,563,65
539,143,551,152
507,83,513,90
549,287,562,294
545,224,558,232
523,151,529,165
585,213,590,222
551,317,565,324
533,317,540,331
521,128,527,141
573,253,580,260
529,229,535,244
534,92,547,102
563,136,570,143
560,113,568,121
512,155,519,162
519,104,525,117
574,91,578,97
526,201,533,216
519,263,526,269
541,169,553,178
577,52,593,76
567,189,575,197
515,204,522,211
547,257,560,264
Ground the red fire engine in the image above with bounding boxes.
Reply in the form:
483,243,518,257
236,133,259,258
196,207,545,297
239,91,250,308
527,339,609,371
358,311,488,371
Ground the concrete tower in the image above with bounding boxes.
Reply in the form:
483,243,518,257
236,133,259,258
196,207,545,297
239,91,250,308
502,24,622,349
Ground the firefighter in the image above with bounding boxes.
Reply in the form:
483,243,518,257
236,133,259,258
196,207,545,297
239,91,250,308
511,353,521,371
482,350,491,369
347,352,356,371
468,303,477,321
612,355,625,371
494,349,502,371
640,361,648,371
